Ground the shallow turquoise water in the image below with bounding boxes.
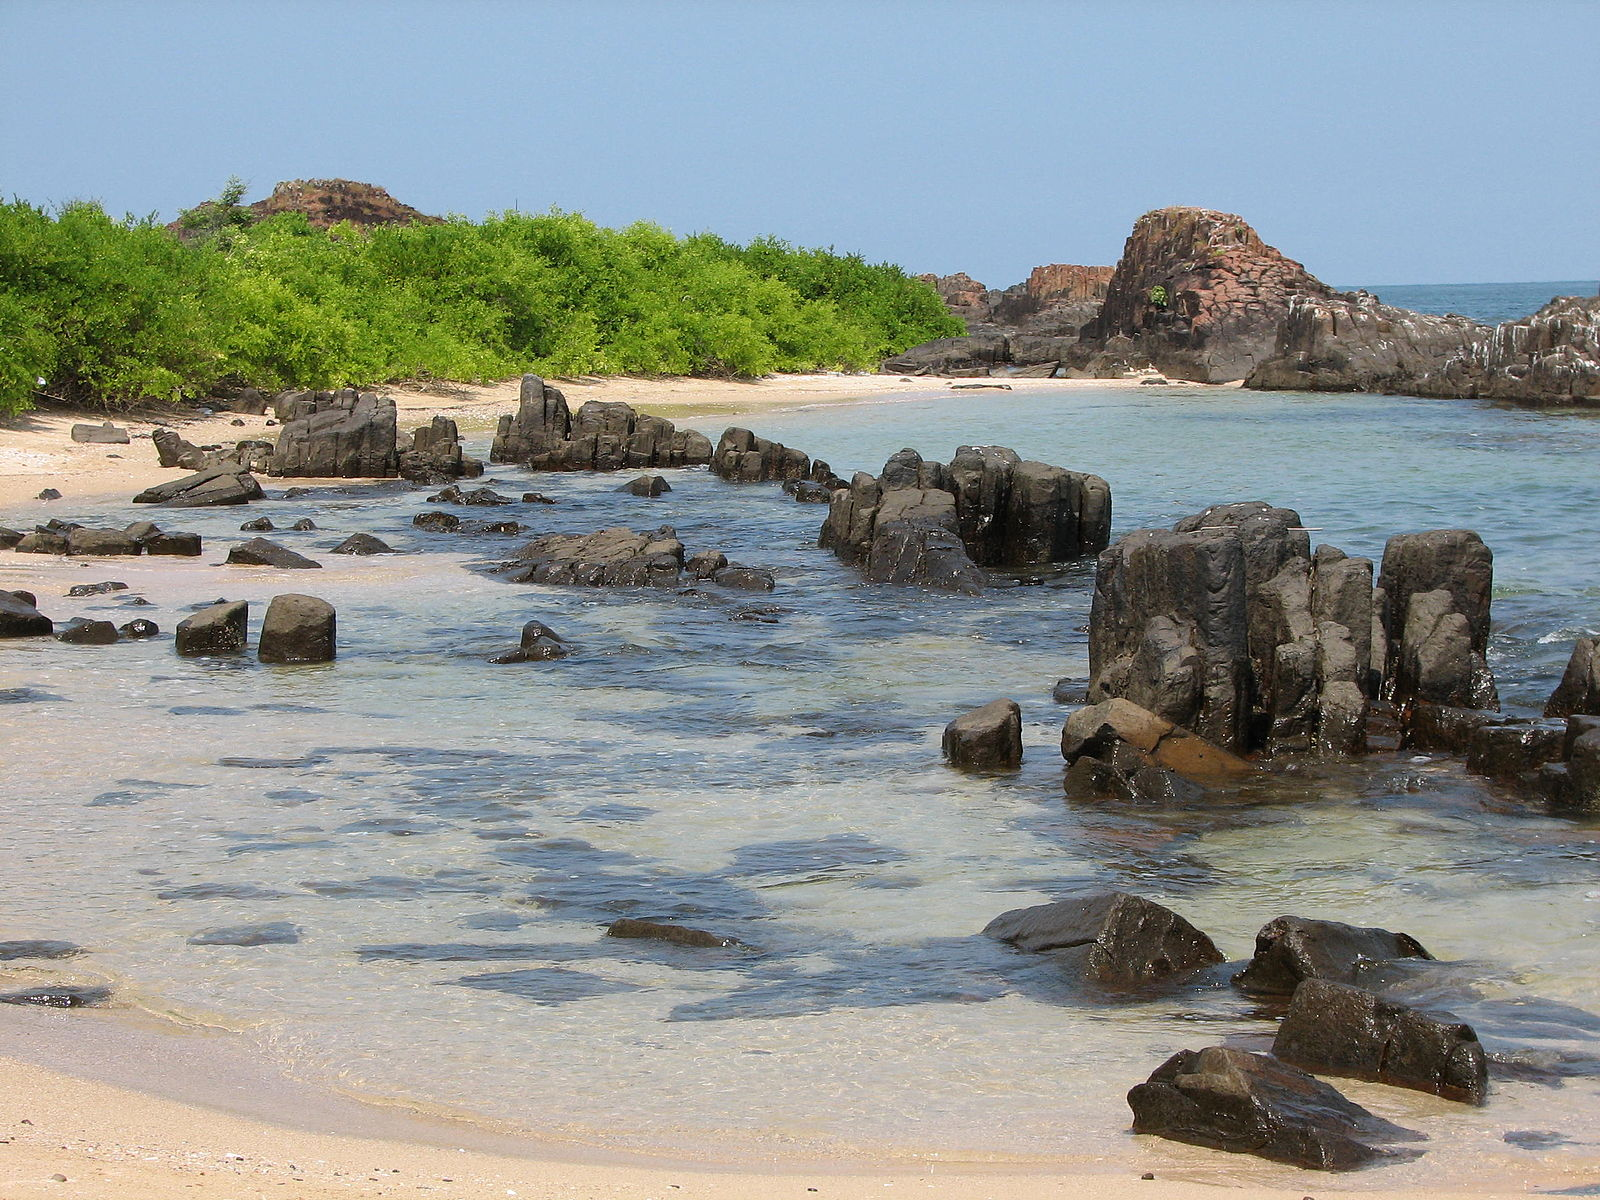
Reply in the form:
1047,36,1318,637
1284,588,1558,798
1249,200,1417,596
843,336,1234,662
0,384,1597,1183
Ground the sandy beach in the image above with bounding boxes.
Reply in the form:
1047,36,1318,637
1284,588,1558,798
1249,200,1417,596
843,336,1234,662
0,372,1168,510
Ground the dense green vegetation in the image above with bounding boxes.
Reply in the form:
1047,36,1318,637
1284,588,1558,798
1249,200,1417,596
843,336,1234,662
0,194,959,415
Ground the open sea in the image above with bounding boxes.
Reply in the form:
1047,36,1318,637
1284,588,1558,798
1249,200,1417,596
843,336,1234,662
2,369,1600,1186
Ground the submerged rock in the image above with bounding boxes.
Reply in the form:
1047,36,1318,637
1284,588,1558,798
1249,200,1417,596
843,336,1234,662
1234,915,1433,996
605,918,743,949
984,891,1222,989
226,538,322,570
330,533,396,555
1273,978,1489,1104
500,528,688,589
488,620,570,664
1127,1046,1422,1170
56,617,119,645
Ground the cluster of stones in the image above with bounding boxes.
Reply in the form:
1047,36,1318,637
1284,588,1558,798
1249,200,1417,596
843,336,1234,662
175,597,337,663
1083,502,1497,763
489,374,713,471
2,518,200,557
819,445,1111,593
709,427,839,488
983,891,1487,1169
0,588,154,645
498,526,774,593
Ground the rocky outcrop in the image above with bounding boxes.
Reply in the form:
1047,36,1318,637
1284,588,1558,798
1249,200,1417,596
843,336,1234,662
1377,530,1496,709
1246,292,1485,393
710,428,821,483
490,375,713,471
1251,294,1600,405
1127,1046,1421,1170
1273,978,1488,1105
1233,916,1433,996
12,520,202,556
269,390,400,478
984,892,1223,990
133,465,263,507
499,527,687,589
820,446,1110,593
257,594,336,664
1078,207,1335,383
942,698,1023,769
175,601,248,656
619,474,671,497
170,179,441,240
399,416,483,484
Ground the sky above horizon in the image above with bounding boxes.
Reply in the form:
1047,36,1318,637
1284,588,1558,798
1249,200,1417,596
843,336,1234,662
2,1,1595,289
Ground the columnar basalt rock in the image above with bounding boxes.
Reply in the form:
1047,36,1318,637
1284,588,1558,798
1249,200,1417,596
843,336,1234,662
984,891,1223,989
490,374,713,471
1377,530,1497,709
1422,296,1600,404
1546,638,1600,718
1077,207,1335,383
400,416,483,484
269,389,400,478
819,446,1110,593
1085,502,1417,756
942,698,1023,769
257,594,336,664
710,428,814,483
175,601,249,656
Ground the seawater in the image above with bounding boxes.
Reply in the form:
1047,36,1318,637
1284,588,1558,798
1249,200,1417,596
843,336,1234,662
1,385,1598,1185
1344,280,1599,327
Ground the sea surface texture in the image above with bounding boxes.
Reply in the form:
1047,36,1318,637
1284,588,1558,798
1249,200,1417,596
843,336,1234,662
1348,279,1600,326
2,384,1598,1186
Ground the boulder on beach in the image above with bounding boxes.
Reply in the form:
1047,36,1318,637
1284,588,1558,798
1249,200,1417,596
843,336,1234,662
500,527,689,589
65,527,141,557
1233,915,1433,995
174,600,249,656
983,891,1223,989
330,533,396,555
55,617,119,645
226,538,322,570
491,375,713,471
942,698,1023,769
0,590,52,638
152,427,207,469
132,465,264,508
257,594,336,664
1127,1046,1422,1170
71,421,131,444
268,389,400,477
1273,978,1489,1105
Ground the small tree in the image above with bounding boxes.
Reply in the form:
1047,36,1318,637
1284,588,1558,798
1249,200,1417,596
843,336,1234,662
176,176,254,247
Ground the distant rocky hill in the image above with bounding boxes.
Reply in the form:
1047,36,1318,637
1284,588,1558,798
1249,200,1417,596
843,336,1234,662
169,179,442,239
892,206,1598,404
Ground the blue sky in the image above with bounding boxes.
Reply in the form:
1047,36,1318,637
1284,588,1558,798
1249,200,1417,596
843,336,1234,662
2,0,1595,287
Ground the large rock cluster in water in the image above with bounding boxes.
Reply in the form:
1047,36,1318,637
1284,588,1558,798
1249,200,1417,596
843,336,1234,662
1085,502,1497,757
819,445,1111,593
490,374,713,471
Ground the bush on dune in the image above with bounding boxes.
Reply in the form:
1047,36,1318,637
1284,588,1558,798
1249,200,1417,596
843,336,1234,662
0,194,961,416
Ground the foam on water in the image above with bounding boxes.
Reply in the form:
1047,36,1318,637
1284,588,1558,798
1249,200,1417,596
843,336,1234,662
1,384,1598,1185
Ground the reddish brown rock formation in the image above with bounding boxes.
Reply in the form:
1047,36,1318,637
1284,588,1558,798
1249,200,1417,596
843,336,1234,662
171,179,441,239
1080,207,1335,382
1026,263,1115,304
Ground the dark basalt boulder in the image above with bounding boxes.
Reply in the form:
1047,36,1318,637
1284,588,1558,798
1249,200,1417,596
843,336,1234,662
119,618,159,639
711,428,813,483
1127,1046,1422,1170
141,530,202,556
501,527,686,589
56,617,119,645
1463,719,1567,782
1546,638,1600,717
268,389,400,477
226,538,322,569
942,698,1023,769
66,581,127,597
257,594,336,664
712,565,776,592
399,415,483,483
240,517,276,532
619,474,671,497
428,484,513,506
413,511,461,532
0,527,22,549
1273,978,1489,1105
71,421,130,444
522,492,556,505
864,515,988,595
36,488,61,500
152,427,208,470
174,601,249,656
0,984,112,1008
490,375,713,471
1234,916,1433,996
289,518,317,531
330,533,395,555
0,590,52,637
1376,527,1499,710
785,479,836,503
489,620,569,664
605,918,743,949
983,891,1223,989
65,527,141,556
881,333,1011,376
1060,697,1255,801
133,466,264,507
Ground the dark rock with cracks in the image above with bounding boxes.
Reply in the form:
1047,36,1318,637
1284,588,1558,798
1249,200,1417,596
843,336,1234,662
1546,638,1600,718
983,891,1223,989
66,581,127,597
1233,915,1433,996
491,375,713,471
1273,978,1489,1105
400,415,483,483
1127,1046,1423,1170
331,533,395,556
489,621,569,664
258,594,336,664
619,474,671,497
0,591,52,638
268,389,399,477
132,466,264,507
942,698,1023,769
226,538,322,570
119,618,159,639
174,600,249,656
56,617,119,645
501,527,686,589
71,421,130,444
1378,529,1496,709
